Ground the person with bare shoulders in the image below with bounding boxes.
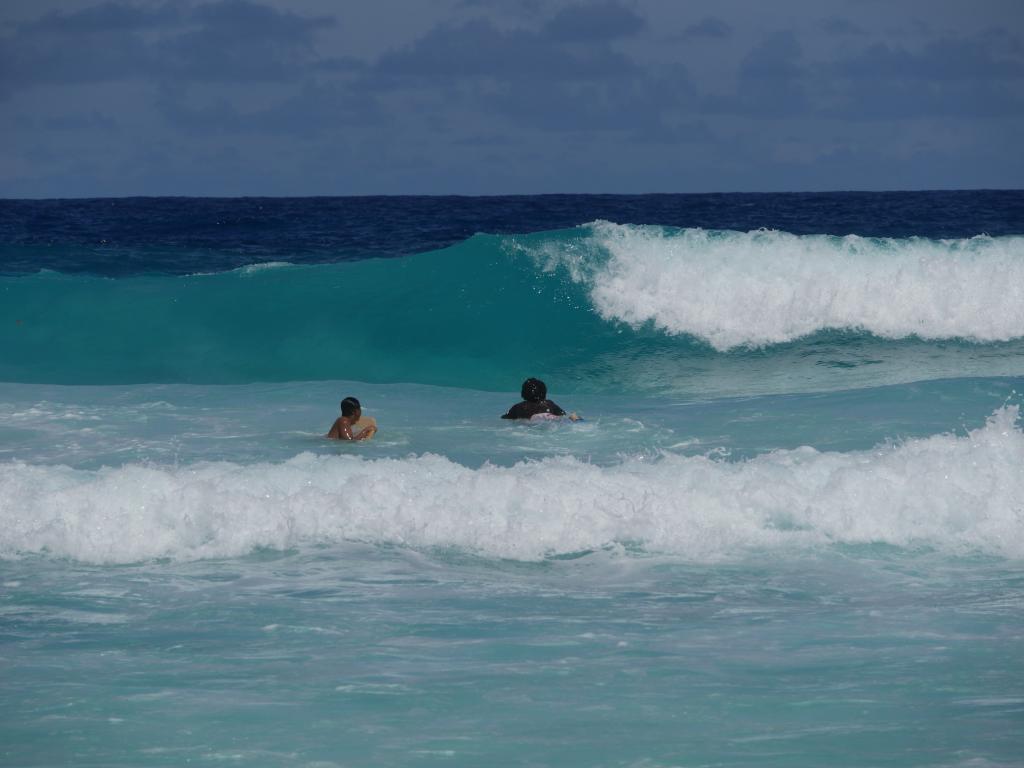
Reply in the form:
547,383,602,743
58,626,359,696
326,397,377,440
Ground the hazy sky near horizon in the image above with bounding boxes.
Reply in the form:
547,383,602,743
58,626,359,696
1,0,1022,197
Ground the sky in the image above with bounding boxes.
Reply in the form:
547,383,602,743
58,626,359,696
1,0,1022,197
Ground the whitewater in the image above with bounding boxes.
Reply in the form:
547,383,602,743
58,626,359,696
553,222,1024,349
2,192,1023,767
5,405,1024,563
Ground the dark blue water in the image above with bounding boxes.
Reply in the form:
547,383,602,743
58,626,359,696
2,190,1022,275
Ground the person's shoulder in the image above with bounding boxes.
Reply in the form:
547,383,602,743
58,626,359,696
503,401,530,419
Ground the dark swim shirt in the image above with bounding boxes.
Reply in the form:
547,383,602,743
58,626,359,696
501,400,567,420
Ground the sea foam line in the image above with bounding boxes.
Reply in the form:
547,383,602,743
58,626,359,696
2,408,1022,564
534,223,1024,350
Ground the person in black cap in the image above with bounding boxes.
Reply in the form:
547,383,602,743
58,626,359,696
326,396,377,440
501,378,579,421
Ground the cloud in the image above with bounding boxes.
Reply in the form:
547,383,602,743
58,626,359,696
675,17,732,41
155,0,336,83
701,27,1024,122
741,30,803,82
366,13,694,137
458,0,546,16
454,133,515,147
3,0,1022,197
0,0,339,90
192,0,331,38
824,33,1024,119
835,36,1024,82
820,17,864,37
541,1,645,42
0,2,168,88
313,56,366,74
478,77,674,133
375,18,636,82
705,30,807,117
155,80,385,137
636,119,713,144
18,1,182,33
42,111,121,134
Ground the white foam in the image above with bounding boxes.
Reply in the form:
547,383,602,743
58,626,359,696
236,261,295,275
2,408,1022,564
537,223,1024,350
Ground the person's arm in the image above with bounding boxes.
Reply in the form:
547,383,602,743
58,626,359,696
328,418,375,440
501,402,526,419
548,401,581,421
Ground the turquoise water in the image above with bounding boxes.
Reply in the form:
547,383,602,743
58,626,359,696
5,226,1024,391
3,546,1021,767
3,209,1024,766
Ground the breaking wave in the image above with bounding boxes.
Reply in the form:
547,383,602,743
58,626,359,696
2,224,1023,388
3,407,1022,564
541,222,1024,350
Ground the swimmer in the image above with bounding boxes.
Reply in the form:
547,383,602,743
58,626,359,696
326,396,377,440
501,378,580,421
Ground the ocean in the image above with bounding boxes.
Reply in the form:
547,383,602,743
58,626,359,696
1,192,1023,766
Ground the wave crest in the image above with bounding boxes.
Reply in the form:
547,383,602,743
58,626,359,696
537,223,1024,350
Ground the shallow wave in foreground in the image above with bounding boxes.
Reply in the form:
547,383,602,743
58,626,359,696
3,407,1021,564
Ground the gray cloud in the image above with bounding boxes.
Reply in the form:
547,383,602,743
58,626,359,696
676,17,732,41
155,78,386,137
699,26,1024,121
375,18,636,81
1,0,1021,196
704,30,807,117
541,1,645,42
0,2,166,88
42,111,121,133
313,56,366,73
18,1,182,33
741,30,803,82
823,33,1024,119
0,0,339,90
364,10,693,137
155,0,336,83
820,17,864,37
478,75,686,134
458,0,546,14
835,35,1024,82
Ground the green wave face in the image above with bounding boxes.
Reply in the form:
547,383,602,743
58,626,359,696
4,226,1024,396
1,231,633,390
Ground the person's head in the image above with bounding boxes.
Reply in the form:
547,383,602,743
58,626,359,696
520,378,547,402
340,396,361,419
